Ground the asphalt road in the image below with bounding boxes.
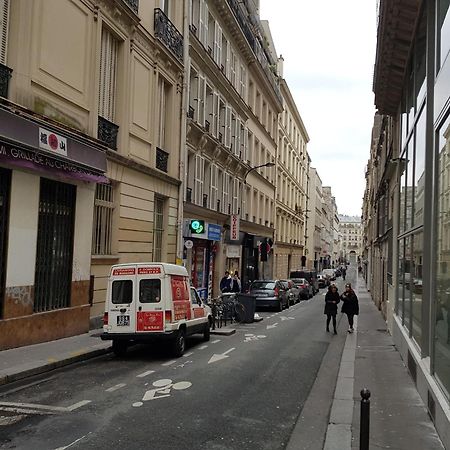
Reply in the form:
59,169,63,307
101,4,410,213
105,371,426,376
0,278,349,450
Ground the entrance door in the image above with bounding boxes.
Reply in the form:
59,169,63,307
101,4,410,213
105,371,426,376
34,178,76,312
0,168,11,318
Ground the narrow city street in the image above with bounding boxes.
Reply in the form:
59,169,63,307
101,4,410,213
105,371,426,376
0,280,348,450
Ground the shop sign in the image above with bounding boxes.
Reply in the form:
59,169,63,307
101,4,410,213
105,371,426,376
207,224,221,241
226,245,241,258
230,214,240,240
39,128,67,157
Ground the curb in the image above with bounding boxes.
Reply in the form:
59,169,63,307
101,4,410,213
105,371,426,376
0,346,112,387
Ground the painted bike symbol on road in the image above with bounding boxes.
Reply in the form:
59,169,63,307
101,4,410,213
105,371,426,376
132,379,192,407
244,333,267,342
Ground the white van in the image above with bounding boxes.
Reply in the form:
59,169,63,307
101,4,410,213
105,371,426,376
101,263,212,357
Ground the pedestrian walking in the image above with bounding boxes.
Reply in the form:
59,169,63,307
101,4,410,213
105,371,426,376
220,270,232,293
340,283,359,333
324,284,340,334
231,271,241,293
342,267,346,280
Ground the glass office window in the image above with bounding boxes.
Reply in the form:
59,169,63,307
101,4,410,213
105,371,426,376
404,236,412,331
438,0,450,70
400,151,407,233
398,238,405,319
412,231,423,346
435,113,450,398
414,108,426,226
406,140,414,231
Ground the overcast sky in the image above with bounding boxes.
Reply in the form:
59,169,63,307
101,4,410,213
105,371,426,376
259,0,377,217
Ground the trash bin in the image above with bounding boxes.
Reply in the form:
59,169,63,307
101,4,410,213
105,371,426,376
236,293,256,323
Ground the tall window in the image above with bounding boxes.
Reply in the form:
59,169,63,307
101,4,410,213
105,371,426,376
160,0,169,16
194,154,204,205
153,197,164,262
92,183,115,255
438,0,450,70
158,76,171,150
99,27,119,123
0,0,9,65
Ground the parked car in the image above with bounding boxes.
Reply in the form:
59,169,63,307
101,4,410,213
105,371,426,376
322,268,336,282
317,274,327,289
249,280,289,311
289,270,319,294
292,278,313,300
281,279,300,305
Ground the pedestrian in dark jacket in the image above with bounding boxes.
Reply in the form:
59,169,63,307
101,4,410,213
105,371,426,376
324,284,340,334
340,283,359,333
220,271,232,293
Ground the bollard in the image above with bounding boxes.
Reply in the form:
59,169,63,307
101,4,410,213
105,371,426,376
360,388,371,450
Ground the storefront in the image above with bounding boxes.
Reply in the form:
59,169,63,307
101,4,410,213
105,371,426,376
0,102,107,350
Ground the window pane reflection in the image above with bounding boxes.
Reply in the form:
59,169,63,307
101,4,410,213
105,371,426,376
414,109,426,226
406,140,414,231
404,236,412,331
398,238,405,319
435,113,450,397
412,232,423,346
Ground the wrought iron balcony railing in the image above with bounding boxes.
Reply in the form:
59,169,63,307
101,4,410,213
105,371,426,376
0,64,13,99
122,0,139,14
156,147,169,172
154,8,183,63
98,116,119,150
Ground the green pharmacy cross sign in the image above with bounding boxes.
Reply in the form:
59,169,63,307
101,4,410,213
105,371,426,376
190,219,205,234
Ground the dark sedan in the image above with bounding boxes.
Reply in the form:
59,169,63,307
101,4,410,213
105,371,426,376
249,280,289,311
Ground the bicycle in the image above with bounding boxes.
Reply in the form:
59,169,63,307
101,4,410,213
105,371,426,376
207,294,246,328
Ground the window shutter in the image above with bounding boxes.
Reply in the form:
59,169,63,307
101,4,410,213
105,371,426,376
212,91,219,138
225,105,232,148
242,125,248,161
202,2,209,47
99,28,118,122
234,118,241,157
225,42,231,79
194,155,204,205
232,179,239,214
197,75,206,126
222,173,230,214
214,22,222,66
210,164,218,209
199,0,205,44
0,0,9,65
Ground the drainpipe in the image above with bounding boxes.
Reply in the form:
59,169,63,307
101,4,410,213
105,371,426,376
176,1,190,265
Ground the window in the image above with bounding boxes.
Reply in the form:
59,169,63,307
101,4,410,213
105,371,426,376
153,197,164,261
112,280,133,304
140,279,161,303
209,164,218,210
438,0,450,70
99,27,119,123
92,183,115,255
232,179,240,214
0,0,9,65
161,0,169,16
213,21,222,65
194,155,204,205
158,76,171,151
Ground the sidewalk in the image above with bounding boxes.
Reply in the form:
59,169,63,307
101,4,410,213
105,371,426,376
326,277,445,450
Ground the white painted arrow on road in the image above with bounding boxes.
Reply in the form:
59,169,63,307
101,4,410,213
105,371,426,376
208,348,235,364
280,316,295,321
266,323,278,329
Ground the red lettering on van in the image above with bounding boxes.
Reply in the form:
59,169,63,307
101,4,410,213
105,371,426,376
138,267,161,274
171,276,191,320
112,268,136,276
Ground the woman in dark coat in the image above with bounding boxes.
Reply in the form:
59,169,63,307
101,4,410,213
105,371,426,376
340,283,359,333
324,284,340,334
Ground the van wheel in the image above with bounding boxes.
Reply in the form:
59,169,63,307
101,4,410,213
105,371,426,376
172,329,186,357
203,322,211,341
112,340,128,357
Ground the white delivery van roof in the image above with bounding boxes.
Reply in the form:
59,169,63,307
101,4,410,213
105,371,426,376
110,262,188,277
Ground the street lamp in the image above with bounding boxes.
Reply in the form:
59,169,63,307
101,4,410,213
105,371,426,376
244,162,275,182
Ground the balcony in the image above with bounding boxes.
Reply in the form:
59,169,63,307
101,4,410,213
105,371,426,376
156,147,169,172
98,116,119,150
154,8,183,63
122,0,139,14
0,64,13,99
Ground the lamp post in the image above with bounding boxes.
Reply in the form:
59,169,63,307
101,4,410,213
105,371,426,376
244,162,275,183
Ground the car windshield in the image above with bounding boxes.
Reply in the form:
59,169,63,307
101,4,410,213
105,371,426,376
251,281,276,290
294,279,306,285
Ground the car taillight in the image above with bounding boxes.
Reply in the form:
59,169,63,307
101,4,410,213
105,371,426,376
300,284,305,288
274,287,279,297
103,312,108,326
165,310,172,322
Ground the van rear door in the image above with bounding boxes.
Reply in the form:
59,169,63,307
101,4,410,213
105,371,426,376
108,266,136,333
136,265,165,333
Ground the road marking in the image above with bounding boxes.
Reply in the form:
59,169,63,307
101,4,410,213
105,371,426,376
54,432,92,450
244,334,267,342
0,400,91,413
136,370,155,378
183,352,193,357
138,379,192,404
0,414,27,426
208,347,235,364
266,322,278,329
211,339,221,344
280,316,295,321
198,345,208,350
105,383,126,393
0,406,54,415
162,360,177,366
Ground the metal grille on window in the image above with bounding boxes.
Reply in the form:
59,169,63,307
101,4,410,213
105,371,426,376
34,179,76,313
156,147,169,172
0,167,11,319
92,183,114,255
153,197,164,262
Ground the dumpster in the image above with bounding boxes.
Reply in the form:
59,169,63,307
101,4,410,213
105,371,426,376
236,293,256,323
